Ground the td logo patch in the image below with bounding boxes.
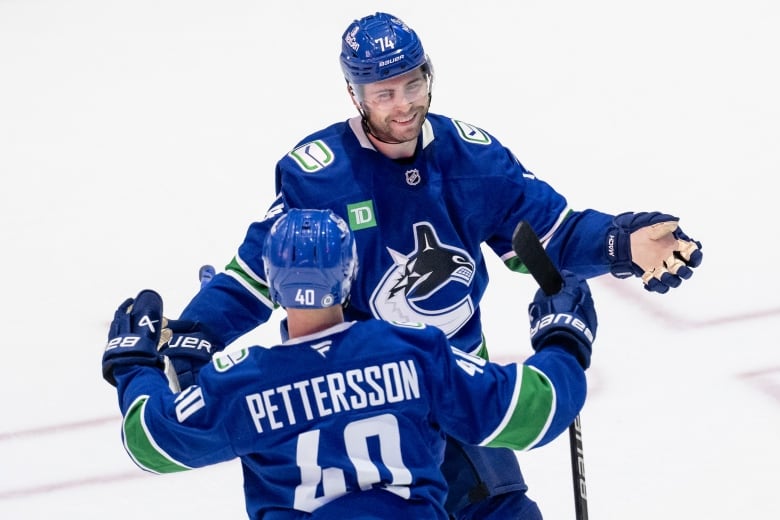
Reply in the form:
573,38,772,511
347,200,377,230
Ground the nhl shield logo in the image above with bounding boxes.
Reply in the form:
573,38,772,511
405,169,421,186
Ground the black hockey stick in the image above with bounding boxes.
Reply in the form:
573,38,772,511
511,221,588,520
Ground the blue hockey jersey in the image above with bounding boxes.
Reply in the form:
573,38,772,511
114,319,586,519
181,113,613,352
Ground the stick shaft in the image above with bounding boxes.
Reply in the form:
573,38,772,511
511,221,588,520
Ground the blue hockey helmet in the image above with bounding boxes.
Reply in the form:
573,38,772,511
340,12,430,86
263,209,358,309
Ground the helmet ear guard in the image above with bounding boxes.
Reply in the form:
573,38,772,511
263,209,358,309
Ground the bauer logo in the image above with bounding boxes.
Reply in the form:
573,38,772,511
288,140,335,172
530,313,594,343
452,120,491,145
347,200,377,230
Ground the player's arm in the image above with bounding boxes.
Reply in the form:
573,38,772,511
493,270,595,450
102,290,236,473
542,209,703,293
432,271,596,451
519,270,596,446
493,158,703,293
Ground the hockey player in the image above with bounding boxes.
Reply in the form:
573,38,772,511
102,209,598,520
161,12,703,519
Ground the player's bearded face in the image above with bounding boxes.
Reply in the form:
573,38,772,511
358,69,431,144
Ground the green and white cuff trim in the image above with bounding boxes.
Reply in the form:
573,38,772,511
122,395,192,474
480,364,556,451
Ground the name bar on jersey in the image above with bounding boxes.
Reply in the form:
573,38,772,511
245,359,420,433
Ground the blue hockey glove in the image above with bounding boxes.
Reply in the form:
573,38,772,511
158,319,223,390
606,211,703,294
528,271,597,369
102,290,165,386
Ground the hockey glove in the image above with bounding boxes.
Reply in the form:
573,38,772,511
606,211,703,294
102,290,165,386
528,270,597,369
158,319,223,391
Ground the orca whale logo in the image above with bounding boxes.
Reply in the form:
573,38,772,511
370,222,475,337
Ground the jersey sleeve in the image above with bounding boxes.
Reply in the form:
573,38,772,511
423,327,586,451
543,208,615,277
464,127,615,279
113,364,239,474
494,346,586,449
472,141,569,260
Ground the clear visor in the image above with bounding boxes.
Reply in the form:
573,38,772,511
353,65,432,110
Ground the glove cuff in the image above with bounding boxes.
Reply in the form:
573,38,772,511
606,213,642,279
530,314,594,369
102,338,163,386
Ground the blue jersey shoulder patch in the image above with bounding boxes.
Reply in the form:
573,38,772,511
213,348,250,372
288,140,336,172
451,119,492,145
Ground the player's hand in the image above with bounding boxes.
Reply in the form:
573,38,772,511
528,271,597,369
158,319,222,391
102,290,165,386
606,211,703,294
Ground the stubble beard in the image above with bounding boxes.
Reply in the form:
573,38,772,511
363,103,428,145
